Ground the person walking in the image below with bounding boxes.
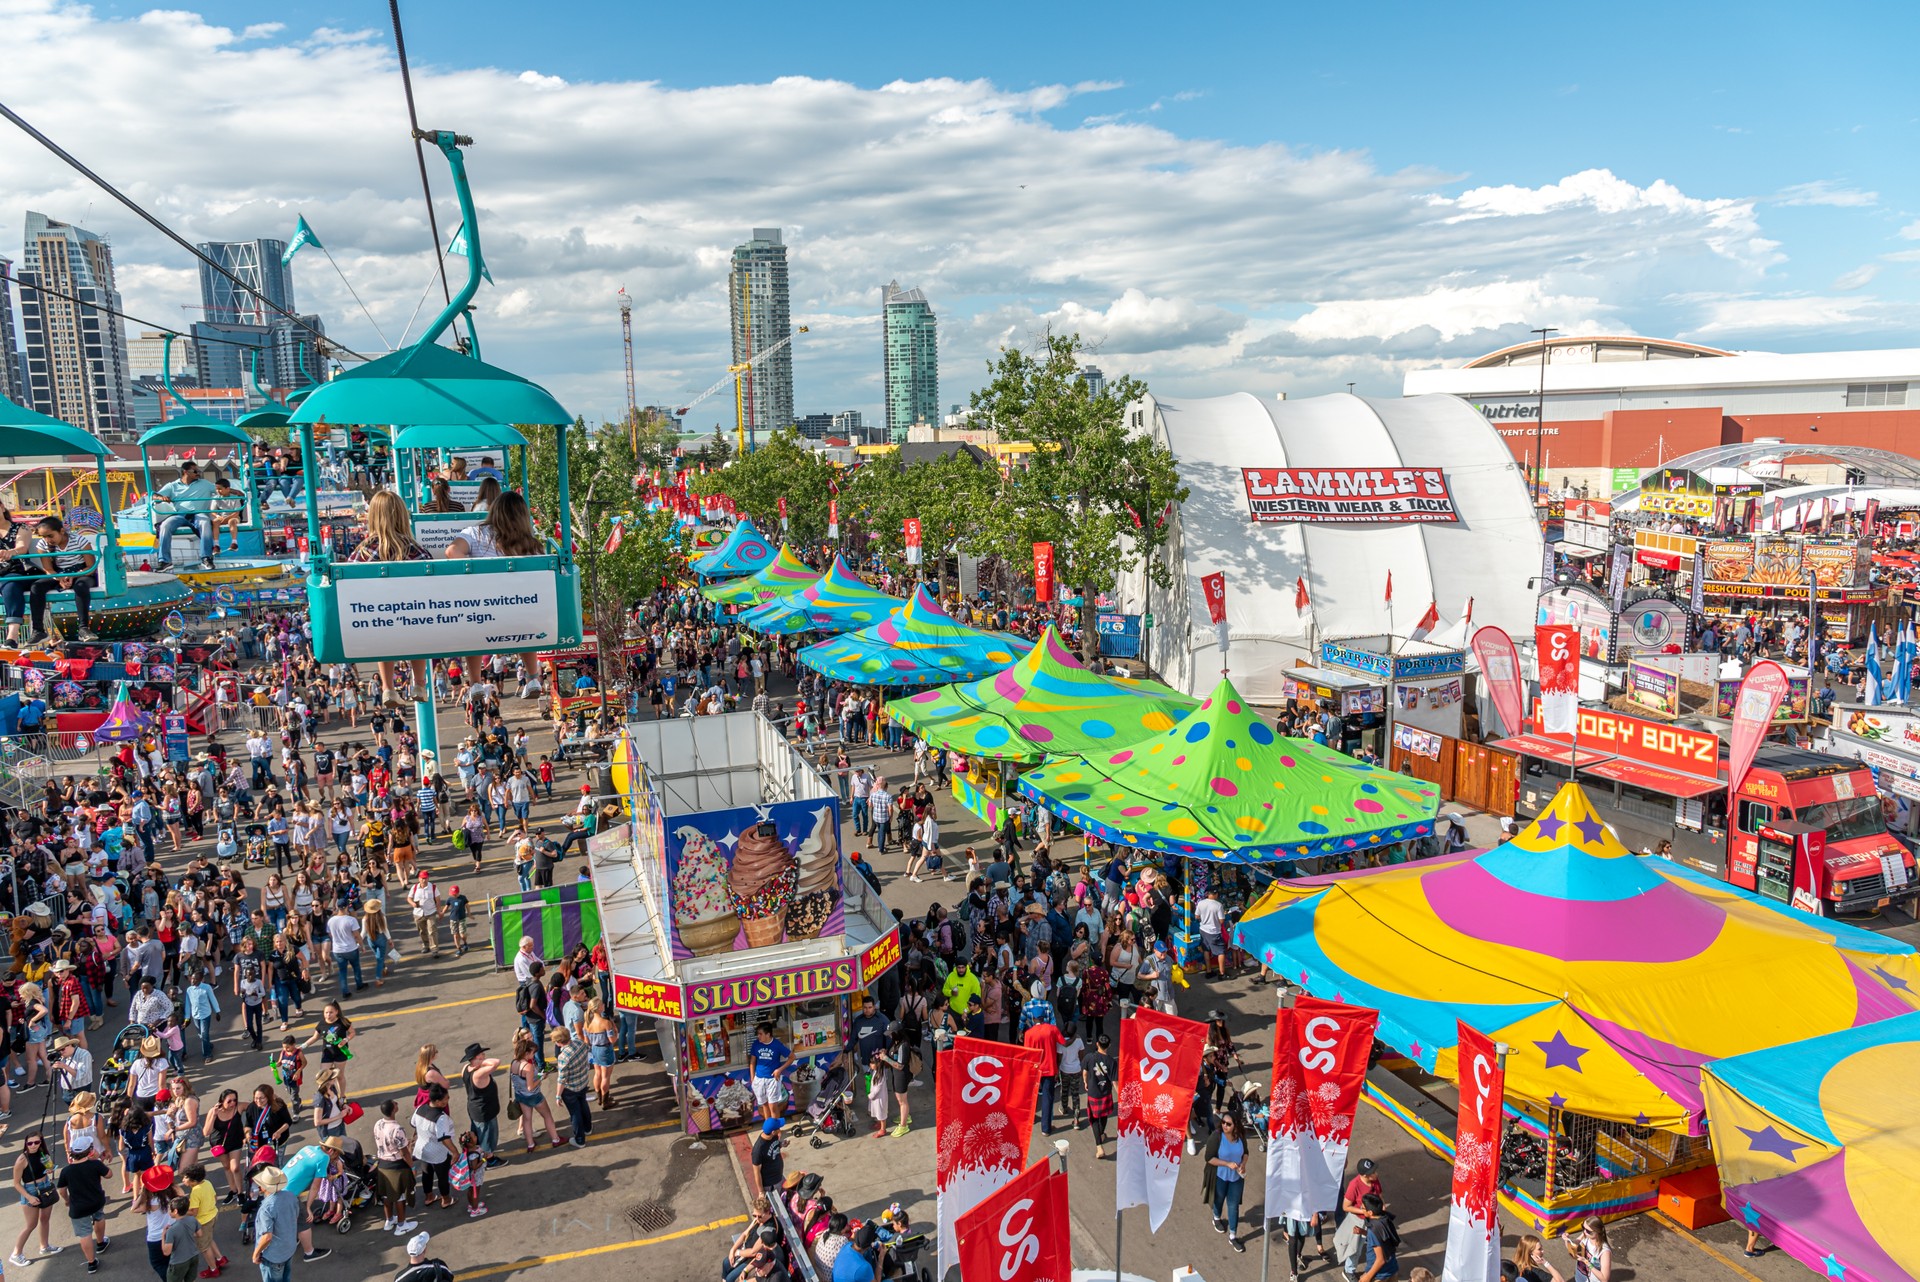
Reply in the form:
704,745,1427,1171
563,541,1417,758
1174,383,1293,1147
458,1044,507,1170
395,1231,455,1282
553,1029,592,1148
10,1134,61,1267
248,1166,299,1282
1200,1113,1250,1253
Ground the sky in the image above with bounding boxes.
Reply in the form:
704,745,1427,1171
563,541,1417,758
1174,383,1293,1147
2,0,1917,430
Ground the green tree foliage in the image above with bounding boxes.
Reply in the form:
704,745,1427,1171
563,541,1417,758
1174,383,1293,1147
525,417,679,643
842,445,999,586
968,333,1186,661
687,428,838,545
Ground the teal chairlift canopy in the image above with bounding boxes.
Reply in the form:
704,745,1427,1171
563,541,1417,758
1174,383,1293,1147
0,393,126,596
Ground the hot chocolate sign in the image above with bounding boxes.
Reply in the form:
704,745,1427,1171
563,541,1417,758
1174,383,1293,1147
666,799,846,959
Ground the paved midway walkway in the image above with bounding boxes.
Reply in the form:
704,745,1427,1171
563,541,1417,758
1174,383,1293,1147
0,664,1868,1282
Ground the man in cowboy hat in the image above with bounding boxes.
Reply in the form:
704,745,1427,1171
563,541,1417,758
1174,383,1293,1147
51,1034,92,1106
248,1166,299,1281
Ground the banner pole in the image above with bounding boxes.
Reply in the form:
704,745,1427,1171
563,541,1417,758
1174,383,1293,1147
1261,985,1301,1282
1112,1205,1123,1282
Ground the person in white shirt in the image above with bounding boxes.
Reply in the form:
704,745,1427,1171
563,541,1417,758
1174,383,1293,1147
511,936,539,985
1193,891,1229,977
406,874,442,957
326,908,366,996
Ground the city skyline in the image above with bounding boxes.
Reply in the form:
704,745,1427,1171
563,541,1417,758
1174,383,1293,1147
0,2,1914,431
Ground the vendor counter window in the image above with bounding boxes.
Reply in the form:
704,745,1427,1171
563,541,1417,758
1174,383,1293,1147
688,999,845,1072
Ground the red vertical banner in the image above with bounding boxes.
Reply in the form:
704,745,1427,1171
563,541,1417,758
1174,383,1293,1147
1200,571,1227,624
904,517,923,565
777,496,788,531
955,1159,1072,1282
1535,624,1579,736
1265,997,1379,1221
1441,1023,1506,1282
935,1036,1043,1280
1032,542,1055,603
1862,497,1881,547
1727,659,1790,802
1469,627,1525,739
827,499,839,540
1116,1007,1209,1230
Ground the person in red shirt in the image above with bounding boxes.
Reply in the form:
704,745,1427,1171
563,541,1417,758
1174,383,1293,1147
1021,1012,1068,1136
1343,1157,1384,1215
52,960,89,1043
536,756,555,801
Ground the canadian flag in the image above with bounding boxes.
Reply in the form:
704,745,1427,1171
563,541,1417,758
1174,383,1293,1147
1294,576,1310,612
1411,601,1439,641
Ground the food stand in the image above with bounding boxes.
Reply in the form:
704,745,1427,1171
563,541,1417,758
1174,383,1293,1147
1697,535,1895,644
1280,663,1385,757
592,712,899,1137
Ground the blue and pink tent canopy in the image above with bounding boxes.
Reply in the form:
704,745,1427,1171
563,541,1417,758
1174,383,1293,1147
798,585,1031,685
92,681,151,743
688,517,777,580
739,554,902,636
1704,1013,1920,1282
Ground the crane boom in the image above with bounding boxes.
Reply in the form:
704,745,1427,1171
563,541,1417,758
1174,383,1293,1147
675,325,808,419
618,287,638,450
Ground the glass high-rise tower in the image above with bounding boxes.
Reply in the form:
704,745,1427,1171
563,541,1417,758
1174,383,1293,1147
18,212,134,438
728,228,795,448
197,239,295,324
0,256,20,405
882,281,939,443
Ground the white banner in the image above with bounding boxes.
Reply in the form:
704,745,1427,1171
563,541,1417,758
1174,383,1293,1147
336,569,560,660
410,517,474,556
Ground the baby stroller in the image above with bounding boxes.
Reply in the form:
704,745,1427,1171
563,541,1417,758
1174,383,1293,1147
98,1022,153,1100
234,1146,280,1245
324,1137,376,1234
806,1058,856,1148
881,1231,932,1282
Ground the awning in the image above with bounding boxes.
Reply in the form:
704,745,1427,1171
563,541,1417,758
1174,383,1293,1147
1490,734,1617,769
1581,757,1723,799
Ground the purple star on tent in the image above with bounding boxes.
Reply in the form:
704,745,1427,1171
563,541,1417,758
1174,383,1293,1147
1548,1093,1567,1109
1575,815,1607,845
1535,1031,1590,1071
1533,813,1565,841
1873,965,1911,992
1634,1113,1650,1125
1740,1125,1808,1162
1739,1203,1762,1228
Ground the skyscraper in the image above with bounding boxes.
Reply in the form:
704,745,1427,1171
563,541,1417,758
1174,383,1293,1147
882,281,939,442
1079,365,1107,400
728,228,794,447
197,239,295,324
18,212,134,438
0,257,21,405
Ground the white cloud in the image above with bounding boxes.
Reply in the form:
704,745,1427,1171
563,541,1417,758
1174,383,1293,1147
1900,220,1920,241
0,0,1888,423
1833,264,1881,291
1773,181,1878,208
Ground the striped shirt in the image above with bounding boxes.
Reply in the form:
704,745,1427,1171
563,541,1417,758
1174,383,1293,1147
416,785,437,814
868,791,893,823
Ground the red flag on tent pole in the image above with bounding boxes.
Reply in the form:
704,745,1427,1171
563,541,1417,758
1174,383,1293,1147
1294,576,1310,612
1384,571,1393,604
1411,601,1439,641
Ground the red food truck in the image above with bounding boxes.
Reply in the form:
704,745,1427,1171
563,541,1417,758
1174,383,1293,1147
1501,707,1917,916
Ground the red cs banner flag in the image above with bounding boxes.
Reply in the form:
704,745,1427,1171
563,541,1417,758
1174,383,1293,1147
1265,996,1378,1221
1117,1007,1209,1230
1441,1023,1506,1282
1032,542,1055,603
827,499,839,540
904,517,923,565
935,1036,1043,1280
955,1159,1072,1282
1535,623,1579,736
1200,571,1227,624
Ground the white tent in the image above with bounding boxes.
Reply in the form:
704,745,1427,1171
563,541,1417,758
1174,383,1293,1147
1116,391,1543,701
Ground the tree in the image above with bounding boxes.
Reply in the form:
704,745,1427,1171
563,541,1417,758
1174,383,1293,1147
969,333,1187,662
842,445,999,587
687,428,838,545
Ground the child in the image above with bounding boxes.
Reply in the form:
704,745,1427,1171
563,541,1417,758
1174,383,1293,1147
162,1193,202,1282
536,755,554,800
161,1014,187,1072
210,478,244,552
450,1129,488,1217
445,885,470,957
238,969,267,1051
307,1155,346,1227
273,1037,306,1112
964,846,982,884
244,829,269,870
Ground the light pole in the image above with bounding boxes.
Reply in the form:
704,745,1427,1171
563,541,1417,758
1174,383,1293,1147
1531,327,1557,504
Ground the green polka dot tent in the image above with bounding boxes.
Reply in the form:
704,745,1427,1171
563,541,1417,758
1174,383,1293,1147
799,584,1033,685
700,543,819,608
740,553,903,635
1015,676,1440,863
886,624,1199,763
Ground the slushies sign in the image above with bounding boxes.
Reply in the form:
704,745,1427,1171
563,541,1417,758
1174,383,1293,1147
335,569,563,661
1241,467,1461,524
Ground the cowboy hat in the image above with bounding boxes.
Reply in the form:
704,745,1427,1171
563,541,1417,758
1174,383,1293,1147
141,1165,176,1193
139,1036,164,1058
50,959,70,973
321,1136,346,1154
251,1165,288,1194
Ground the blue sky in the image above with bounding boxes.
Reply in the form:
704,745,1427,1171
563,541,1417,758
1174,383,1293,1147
8,0,1919,425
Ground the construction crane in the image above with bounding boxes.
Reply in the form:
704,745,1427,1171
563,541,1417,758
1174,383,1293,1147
618,287,638,452
673,325,809,455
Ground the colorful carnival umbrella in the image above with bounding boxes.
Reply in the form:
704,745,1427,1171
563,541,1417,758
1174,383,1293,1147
1704,1012,1920,1282
1015,676,1438,863
700,543,819,608
799,585,1032,685
740,554,902,636
689,517,776,580
1233,780,1920,1132
886,625,1199,763
92,681,152,743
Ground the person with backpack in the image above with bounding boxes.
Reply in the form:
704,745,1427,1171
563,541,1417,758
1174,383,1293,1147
515,963,549,1070
1357,1194,1400,1282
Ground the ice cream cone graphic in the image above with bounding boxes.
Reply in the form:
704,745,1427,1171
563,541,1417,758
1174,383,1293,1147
728,811,798,950
785,805,842,940
672,827,741,957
